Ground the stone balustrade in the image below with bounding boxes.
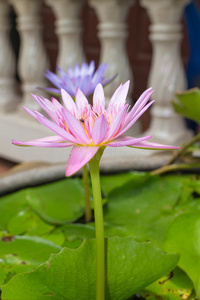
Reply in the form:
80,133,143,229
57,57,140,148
0,0,192,165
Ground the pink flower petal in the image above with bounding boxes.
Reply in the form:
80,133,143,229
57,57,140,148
112,80,130,107
75,88,89,112
107,81,129,113
106,135,152,147
65,146,100,176
114,100,155,139
107,83,122,113
36,113,79,143
32,95,61,125
22,106,37,119
12,135,73,147
105,104,128,141
93,83,105,113
12,140,73,148
92,114,108,144
61,89,76,114
130,140,180,150
127,88,154,123
62,110,90,144
131,88,153,114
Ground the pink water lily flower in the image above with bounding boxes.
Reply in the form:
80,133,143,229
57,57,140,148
12,81,179,176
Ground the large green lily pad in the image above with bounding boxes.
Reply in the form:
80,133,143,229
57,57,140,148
164,212,200,298
26,178,85,224
0,235,62,285
103,174,185,246
1,237,178,300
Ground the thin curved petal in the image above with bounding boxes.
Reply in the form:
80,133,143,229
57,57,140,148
65,146,100,176
75,88,89,111
31,95,60,124
101,74,118,88
12,135,73,147
38,87,61,95
115,100,155,139
92,114,108,144
93,83,105,113
62,110,90,144
61,89,76,113
125,88,154,125
12,140,73,148
91,63,107,85
106,135,152,147
88,61,95,75
107,83,122,113
111,80,130,108
22,106,37,119
36,113,79,143
45,70,62,89
105,105,128,141
130,140,180,150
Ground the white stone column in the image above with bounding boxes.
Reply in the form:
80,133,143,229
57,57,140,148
0,0,18,112
90,0,140,133
90,0,134,100
141,0,192,145
46,0,85,70
9,0,49,111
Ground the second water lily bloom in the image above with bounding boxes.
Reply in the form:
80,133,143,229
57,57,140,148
12,81,179,176
41,61,116,97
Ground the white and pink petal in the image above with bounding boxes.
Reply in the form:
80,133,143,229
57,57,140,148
92,114,108,144
65,146,100,176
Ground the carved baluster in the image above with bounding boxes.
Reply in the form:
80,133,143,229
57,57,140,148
89,0,140,133
90,0,134,103
46,0,85,69
141,0,192,145
0,0,18,112
9,0,49,111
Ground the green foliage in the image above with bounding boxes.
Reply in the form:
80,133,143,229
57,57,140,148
164,212,200,298
141,267,193,299
103,173,184,246
173,88,200,124
1,237,178,300
0,235,62,285
26,178,85,224
1,172,200,298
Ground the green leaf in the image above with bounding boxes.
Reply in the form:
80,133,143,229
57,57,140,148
7,209,54,236
60,223,95,248
0,235,62,285
26,178,85,224
164,212,200,298
103,174,184,246
141,267,193,299
41,229,65,246
173,88,200,124
1,237,178,300
100,172,144,195
0,190,28,230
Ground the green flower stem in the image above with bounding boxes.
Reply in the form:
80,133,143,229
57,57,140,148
166,132,200,166
89,148,105,300
150,162,200,176
82,164,92,222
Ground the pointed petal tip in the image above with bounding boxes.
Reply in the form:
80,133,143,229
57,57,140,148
96,82,103,89
65,167,77,177
61,88,68,97
65,146,100,177
124,80,130,86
